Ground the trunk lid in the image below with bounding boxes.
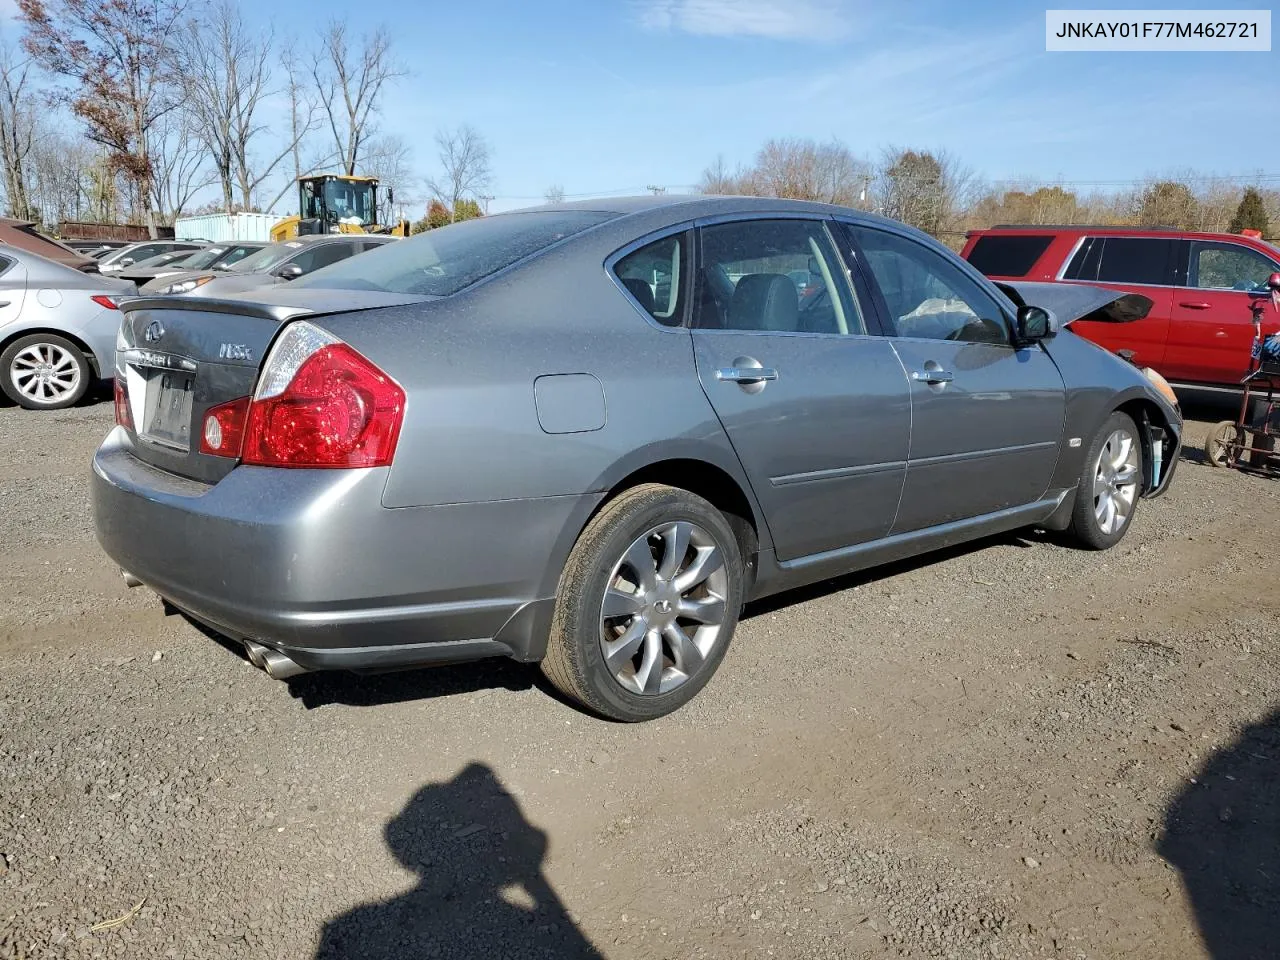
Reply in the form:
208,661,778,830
116,290,425,483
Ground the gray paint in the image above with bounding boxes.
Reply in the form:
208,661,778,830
92,195,1184,674
0,246,136,377
534,374,606,434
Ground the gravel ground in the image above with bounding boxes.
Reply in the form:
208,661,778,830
1,396,1277,960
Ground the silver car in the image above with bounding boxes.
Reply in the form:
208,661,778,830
0,247,136,409
92,197,1182,721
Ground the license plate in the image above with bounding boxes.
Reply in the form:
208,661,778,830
141,371,193,450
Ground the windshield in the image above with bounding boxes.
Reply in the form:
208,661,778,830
181,247,227,270
300,178,376,227
226,241,305,274
293,211,615,296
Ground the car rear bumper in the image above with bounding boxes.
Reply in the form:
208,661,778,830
92,427,600,670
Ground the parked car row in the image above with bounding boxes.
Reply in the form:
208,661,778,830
0,233,393,409
91,196,1183,721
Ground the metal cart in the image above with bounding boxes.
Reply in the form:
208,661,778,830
1204,278,1280,475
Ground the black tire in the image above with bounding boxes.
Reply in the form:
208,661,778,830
541,483,745,722
1068,411,1144,550
0,333,91,410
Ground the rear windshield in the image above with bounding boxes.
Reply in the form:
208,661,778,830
293,211,616,296
965,235,1052,277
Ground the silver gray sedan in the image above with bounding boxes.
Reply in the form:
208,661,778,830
92,197,1182,721
0,247,136,409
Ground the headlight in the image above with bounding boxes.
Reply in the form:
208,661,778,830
1142,366,1179,411
160,275,214,295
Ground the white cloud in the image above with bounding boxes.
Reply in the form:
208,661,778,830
636,0,856,42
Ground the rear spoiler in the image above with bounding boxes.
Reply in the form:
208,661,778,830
120,296,316,323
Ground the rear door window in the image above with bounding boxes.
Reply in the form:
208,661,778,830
1189,240,1279,291
965,235,1052,277
1067,237,1175,285
613,233,688,326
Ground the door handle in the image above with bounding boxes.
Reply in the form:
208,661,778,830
1179,301,1212,310
716,366,779,384
911,369,954,384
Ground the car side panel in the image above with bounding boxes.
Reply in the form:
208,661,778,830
327,242,754,514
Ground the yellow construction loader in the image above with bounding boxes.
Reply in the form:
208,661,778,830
270,174,410,242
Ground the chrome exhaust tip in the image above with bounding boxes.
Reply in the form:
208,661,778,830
121,570,142,588
261,648,308,680
243,640,269,669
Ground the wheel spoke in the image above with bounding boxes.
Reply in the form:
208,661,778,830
664,622,703,674
634,628,665,694
621,536,658,593
1114,465,1138,486
1092,471,1109,498
677,595,724,625
1098,494,1115,533
1109,434,1133,470
602,587,644,619
673,545,723,593
655,521,691,581
603,618,646,675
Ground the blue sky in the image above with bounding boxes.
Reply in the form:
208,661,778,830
9,0,1280,213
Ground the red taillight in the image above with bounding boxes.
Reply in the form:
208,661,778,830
113,377,132,429
92,295,121,310
241,343,404,468
200,396,250,457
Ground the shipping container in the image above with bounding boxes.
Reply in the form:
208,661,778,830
173,213,277,243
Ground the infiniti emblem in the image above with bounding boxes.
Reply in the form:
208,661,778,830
144,320,164,343
654,599,672,614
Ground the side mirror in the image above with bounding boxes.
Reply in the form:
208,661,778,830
386,187,394,204
273,263,303,281
1269,272,1280,291
120,257,134,267
1015,304,1056,343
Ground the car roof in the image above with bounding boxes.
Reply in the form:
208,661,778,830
507,194,920,238
968,224,1273,244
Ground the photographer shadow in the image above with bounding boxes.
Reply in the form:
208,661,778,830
1159,707,1280,960
315,763,605,960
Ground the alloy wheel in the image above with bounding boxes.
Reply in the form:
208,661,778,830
10,342,81,404
599,520,729,696
1093,427,1140,535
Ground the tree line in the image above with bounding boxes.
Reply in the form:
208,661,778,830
700,138,1275,247
0,0,494,235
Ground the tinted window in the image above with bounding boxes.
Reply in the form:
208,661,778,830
614,233,687,326
294,211,615,296
290,242,359,274
226,241,311,274
1190,241,1278,291
849,226,1010,344
695,219,863,335
965,235,1052,277
1073,237,1175,285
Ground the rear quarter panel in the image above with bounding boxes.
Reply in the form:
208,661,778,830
317,234,756,512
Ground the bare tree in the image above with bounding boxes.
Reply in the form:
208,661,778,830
148,109,213,224
698,154,743,195
426,125,492,222
699,139,869,205
544,184,565,204
1136,179,1199,229
169,0,272,212
876,147,974,238
362,133,416,219
312,22,404,176
0,39,37,219
19,0,188,234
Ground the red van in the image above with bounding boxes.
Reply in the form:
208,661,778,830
962,226,1280,396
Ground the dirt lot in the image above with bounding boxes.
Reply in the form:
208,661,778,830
1,396,1277,960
